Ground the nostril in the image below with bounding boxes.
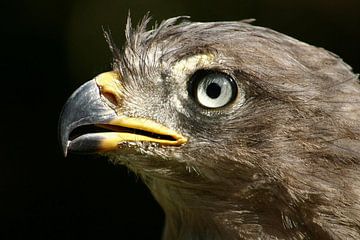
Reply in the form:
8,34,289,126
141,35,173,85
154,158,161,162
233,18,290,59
94,71,123,107
102,91,119,106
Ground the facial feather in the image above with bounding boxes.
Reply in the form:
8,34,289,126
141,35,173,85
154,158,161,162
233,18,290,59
65,16,360,239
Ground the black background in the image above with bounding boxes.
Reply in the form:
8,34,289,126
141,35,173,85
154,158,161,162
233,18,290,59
1,0,359,239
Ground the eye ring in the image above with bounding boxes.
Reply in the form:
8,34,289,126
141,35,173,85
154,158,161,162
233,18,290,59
189,70,238,109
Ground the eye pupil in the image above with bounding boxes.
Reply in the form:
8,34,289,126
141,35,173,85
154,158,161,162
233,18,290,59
206,83,221,99
188,70,238,109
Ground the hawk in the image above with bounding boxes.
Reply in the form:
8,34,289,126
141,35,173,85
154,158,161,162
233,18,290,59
59,16,360,239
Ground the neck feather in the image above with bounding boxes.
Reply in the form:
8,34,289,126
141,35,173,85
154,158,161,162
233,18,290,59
146,178,320,240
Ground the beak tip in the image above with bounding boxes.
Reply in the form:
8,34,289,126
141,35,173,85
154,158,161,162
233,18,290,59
60,135,69,157
63,144,69,157
58,116,70,157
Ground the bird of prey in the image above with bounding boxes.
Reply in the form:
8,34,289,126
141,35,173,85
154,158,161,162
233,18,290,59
59,16,360,239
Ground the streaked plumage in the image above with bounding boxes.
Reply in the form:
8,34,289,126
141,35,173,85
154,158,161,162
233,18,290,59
59,16,360,239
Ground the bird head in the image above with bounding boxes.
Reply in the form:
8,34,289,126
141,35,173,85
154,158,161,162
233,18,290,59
59,16,360,239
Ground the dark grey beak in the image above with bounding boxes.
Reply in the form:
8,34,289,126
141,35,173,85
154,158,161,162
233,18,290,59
58,79,117,156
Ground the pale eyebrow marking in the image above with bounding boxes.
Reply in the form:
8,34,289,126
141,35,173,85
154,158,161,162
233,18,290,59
171,53,215,77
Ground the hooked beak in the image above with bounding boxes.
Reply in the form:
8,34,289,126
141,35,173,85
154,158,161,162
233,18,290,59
59,72,187,157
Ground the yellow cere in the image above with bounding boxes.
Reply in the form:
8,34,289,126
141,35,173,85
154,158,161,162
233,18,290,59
95,71,123,105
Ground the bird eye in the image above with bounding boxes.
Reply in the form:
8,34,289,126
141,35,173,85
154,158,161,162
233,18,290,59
190,71,237,108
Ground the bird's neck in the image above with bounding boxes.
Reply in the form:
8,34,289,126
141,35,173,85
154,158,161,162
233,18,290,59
148,179,299,240
161,208,235,240
150,182,236,240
